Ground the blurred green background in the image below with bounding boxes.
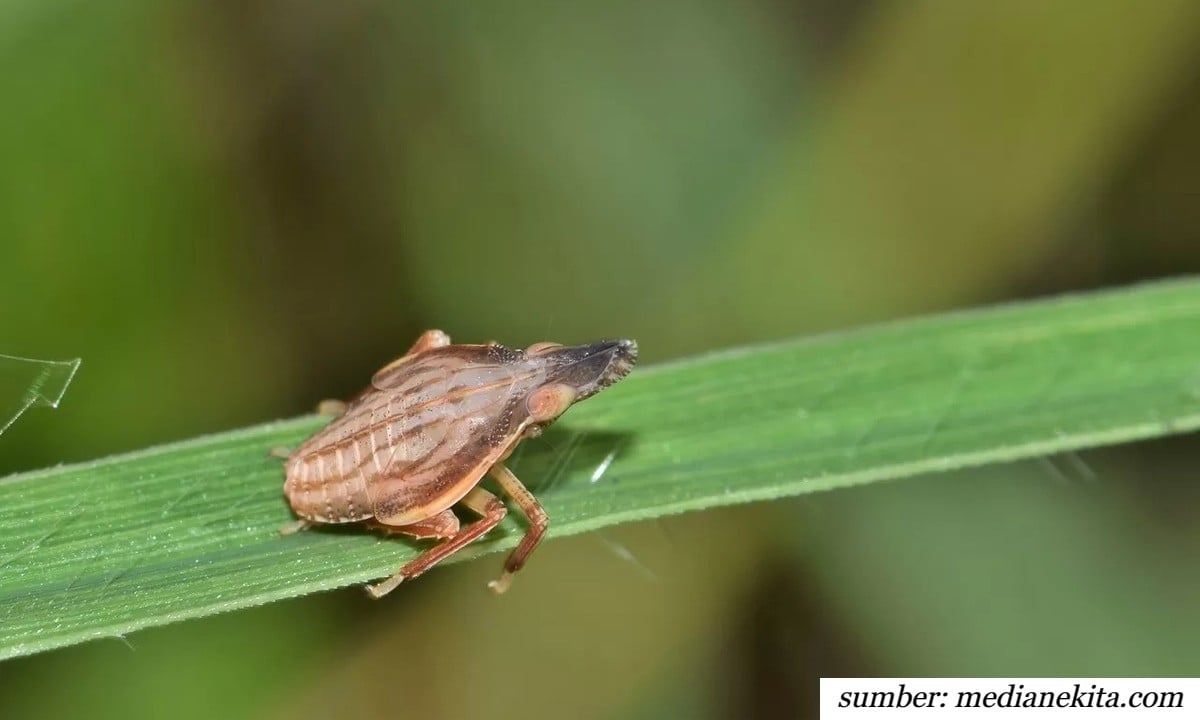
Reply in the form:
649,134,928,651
3,1,1200,717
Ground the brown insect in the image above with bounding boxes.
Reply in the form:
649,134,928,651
277,330,637,597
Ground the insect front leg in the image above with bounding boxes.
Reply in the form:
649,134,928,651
366,487,507,598
486,463,549,594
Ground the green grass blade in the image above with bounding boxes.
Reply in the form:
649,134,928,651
4,278,1200,659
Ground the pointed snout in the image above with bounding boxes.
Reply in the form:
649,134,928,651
544,338,638,399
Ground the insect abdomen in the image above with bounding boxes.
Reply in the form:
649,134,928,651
284,436,375,524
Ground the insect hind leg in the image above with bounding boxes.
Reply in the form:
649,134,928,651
367,508,460,540
278,519,312,536
366,487,506,598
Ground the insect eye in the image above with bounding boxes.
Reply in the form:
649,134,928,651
526,342,563,356
526,383,577,423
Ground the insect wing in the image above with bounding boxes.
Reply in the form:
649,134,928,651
368,350,528,524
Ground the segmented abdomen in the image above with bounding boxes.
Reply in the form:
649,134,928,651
283,431,377,524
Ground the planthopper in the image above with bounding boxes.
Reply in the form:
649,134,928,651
277,330,637,597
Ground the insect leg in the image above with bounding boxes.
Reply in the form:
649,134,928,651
365,486,507,598
485,463,549,595
278,519,312,536
405,329,451,355
315,399,348,417
371,330,454,389
367,508,459,539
